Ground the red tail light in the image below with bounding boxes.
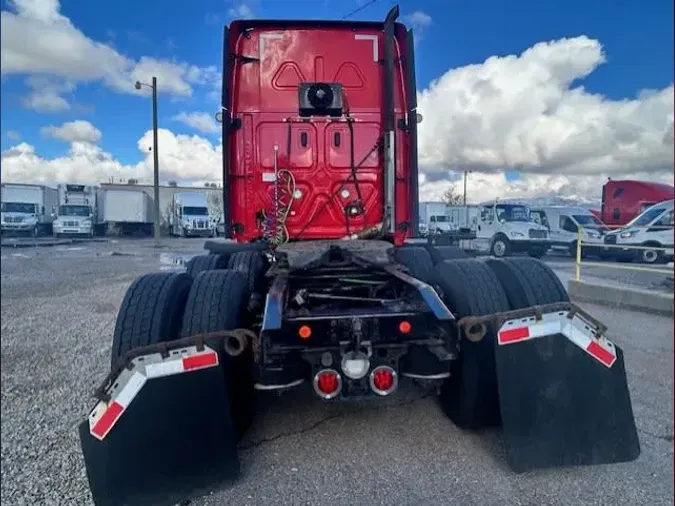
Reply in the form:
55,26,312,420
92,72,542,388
370,366,398,396
313,369,342,399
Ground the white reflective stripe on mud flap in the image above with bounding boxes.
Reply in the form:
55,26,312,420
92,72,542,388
498,318,562,344
497,311,617,368
562,322,617,368
89,372,146,441
144,350,219,378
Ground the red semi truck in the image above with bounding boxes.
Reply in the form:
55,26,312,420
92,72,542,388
77,7,640,506
590,179,674,227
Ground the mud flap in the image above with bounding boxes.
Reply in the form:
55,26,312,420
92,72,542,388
494,309,640,473
79,346,240,506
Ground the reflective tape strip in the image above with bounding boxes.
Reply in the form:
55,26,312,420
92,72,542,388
90,372,146,441
562,323,617,368
145,350,219,379
498,320,561,345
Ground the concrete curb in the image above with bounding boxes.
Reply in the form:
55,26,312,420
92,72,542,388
568,279,673,318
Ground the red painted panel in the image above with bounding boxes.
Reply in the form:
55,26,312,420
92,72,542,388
225,23,412,243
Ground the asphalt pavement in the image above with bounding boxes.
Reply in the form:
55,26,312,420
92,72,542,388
1,239,672,505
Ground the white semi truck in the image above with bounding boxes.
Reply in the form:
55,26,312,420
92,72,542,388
100,189,154,236
169,192,216,238
447,200,551,258
0,183,58,237
53,184,103,238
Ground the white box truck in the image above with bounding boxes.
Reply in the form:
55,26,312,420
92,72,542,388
419,201,452,235
100,189,154,236
447,200,551,258
1,183,58,237
170,192,215,238
53,184,103,238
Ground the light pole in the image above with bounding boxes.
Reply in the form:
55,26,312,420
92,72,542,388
135,77,161,248
463,170,472,224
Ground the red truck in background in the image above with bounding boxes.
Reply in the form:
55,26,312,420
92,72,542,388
590,179,674,227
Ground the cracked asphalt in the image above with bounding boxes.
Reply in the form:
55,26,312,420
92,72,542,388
1,239,673,506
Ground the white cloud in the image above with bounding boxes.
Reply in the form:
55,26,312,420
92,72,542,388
418,171,674,205
1,0,216,99
1,127,222,186
404,10,432,41
6,130,21,141
417,36,674,189
21,76,74,112
228,2,255,18
172,111,220,134
41,120,102,143
405,11,432,28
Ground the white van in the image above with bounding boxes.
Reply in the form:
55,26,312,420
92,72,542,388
602,199,674,264
529,206,608,258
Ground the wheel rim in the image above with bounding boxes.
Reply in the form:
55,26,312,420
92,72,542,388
643,249,658,263
494,240,506,256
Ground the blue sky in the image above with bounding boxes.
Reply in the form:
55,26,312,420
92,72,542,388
1,0,673,201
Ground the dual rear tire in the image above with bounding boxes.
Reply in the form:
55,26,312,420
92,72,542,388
111,250,266,440
394,249,569,429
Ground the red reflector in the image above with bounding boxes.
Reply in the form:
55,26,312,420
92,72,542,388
91,401,124,440
498,326,530,344
182,352,218,371
399,321,411,334
316,372,339,395
586,341,616,367
372,369,394,392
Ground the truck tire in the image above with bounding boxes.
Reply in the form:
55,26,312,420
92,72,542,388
227,251,265,295
180,269,253,438
433,258,510,429
425,245,469,264
392,246,433,283
484,257,569,309
490,234,511,257
110,272,192,368
185,253,229,278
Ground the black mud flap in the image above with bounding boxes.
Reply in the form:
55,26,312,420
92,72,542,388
79,354,239,506
494,309,641,473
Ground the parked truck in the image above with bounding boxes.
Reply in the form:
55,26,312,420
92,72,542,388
418,201,451,235
590,179,674,227
78,8,640,506
446,200,551,258
99,189,154,236
0,183,57,237
169,192,216,237
53,184,102,238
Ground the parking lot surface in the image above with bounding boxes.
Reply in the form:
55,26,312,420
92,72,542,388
1,239,673,506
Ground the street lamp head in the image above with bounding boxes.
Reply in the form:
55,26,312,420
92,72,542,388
134,81,142,90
